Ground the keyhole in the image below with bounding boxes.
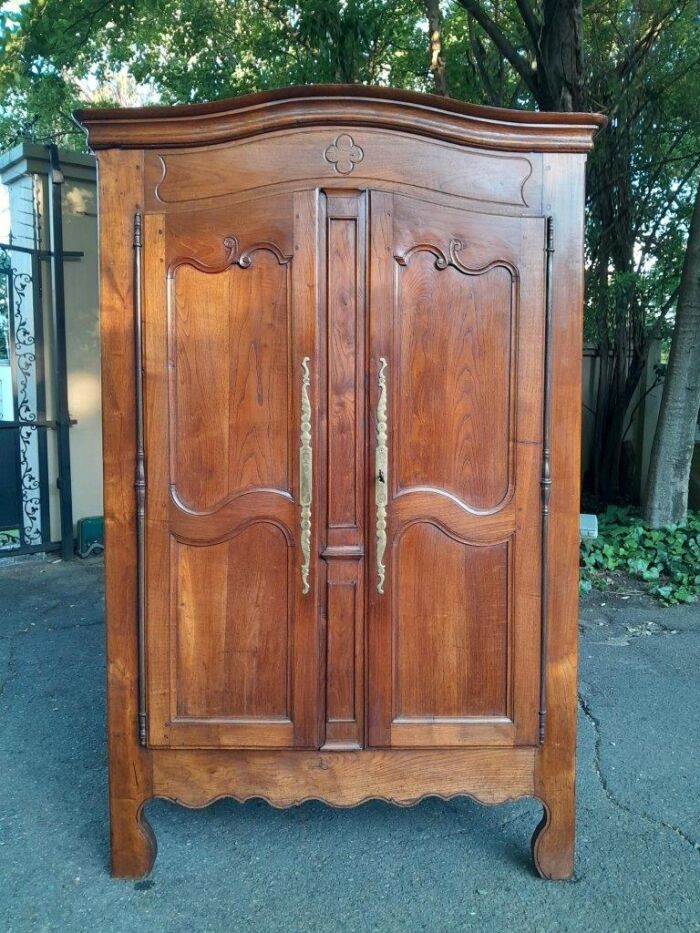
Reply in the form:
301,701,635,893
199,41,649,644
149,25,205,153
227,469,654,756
378,469,385,483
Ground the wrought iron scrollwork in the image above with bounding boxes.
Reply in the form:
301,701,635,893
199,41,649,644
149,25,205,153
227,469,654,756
0,247,41,548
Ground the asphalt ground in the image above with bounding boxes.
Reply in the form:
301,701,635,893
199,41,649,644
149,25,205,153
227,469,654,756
0,556,698,932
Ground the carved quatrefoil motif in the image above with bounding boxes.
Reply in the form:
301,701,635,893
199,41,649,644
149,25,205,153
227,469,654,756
324,134,364,175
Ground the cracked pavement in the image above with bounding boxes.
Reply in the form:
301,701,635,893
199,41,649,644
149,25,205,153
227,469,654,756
0,557,698,932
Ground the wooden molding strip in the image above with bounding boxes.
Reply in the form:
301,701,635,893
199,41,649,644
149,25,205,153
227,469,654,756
74,84,606,153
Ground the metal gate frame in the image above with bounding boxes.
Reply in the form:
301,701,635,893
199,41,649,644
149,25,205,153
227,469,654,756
0,145,83,559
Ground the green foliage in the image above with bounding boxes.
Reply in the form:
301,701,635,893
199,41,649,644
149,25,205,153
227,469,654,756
580,506,700,604
0,0,428,148
439,4,529,108
1,0,698,508
584,3,700,343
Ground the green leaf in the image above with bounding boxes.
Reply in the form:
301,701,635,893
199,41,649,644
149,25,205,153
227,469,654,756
582,508,700,604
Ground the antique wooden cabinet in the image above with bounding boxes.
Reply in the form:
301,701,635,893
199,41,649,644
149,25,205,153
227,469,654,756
76,86,604,879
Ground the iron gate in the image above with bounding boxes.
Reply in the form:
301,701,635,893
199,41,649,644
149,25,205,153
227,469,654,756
0,242,51,552
0,146,82,558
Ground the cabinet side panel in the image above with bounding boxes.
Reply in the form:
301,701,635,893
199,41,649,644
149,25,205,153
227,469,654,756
533,153,586,880
97,149,155,876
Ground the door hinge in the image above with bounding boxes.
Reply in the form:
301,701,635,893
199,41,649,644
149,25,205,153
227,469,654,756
538,216,555,747
134,210,147,748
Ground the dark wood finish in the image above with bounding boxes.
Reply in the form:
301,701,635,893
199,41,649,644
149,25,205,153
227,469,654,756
76,86,603,880
532,153,588,880
74,83,605,152
321,191,366,750
367,192,544,749
143,191,322,750
96,149,155,878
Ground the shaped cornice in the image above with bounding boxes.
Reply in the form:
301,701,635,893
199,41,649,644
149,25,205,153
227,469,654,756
74,84,606,154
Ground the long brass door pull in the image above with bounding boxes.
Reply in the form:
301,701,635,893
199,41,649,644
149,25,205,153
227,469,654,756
375,357,388,594
300,356,312,594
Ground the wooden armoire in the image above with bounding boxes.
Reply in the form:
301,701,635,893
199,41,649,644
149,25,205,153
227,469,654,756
75,86,604,879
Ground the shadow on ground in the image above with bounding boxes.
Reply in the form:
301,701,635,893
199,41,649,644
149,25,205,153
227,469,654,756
0,557,698,932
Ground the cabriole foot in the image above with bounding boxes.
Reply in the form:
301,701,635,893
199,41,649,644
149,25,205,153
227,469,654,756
531,798,575,880
110,799,157,878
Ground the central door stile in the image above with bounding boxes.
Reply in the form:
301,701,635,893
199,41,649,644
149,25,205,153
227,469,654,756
319,189,367,751
366,190,394,748
290,188,324,749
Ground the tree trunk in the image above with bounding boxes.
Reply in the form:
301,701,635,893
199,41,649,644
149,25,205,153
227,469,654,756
643,182,700,526
456,0,585,112
425,0,449,96
586,112,647,504
540,0,585,111
598,348,646,501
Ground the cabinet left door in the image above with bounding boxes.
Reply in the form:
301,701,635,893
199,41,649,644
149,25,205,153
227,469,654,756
141,191,322,749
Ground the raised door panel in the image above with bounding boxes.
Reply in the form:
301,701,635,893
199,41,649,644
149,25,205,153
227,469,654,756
144,190,321,749
368,191,545,748
394,526,509,720
174,526,290,720
145,130,541,212
172,256,290,511
394,256,513,510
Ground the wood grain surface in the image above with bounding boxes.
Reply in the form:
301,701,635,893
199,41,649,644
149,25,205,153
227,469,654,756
78,86,603,879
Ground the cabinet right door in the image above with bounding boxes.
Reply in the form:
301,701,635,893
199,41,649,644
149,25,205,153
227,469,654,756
367,191,546,748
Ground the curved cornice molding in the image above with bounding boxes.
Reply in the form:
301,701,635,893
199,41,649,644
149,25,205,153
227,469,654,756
74,84,606,154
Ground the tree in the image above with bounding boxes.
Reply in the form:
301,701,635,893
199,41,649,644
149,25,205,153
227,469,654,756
583,3,700,503
0,0,427,148
425,0,449,95
644,181,700,526
451,1,700,504
455,0,585,111
2,0,699,512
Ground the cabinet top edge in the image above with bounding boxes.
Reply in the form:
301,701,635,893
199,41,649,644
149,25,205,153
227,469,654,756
73,84,607,154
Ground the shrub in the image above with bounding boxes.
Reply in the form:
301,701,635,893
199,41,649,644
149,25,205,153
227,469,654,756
579,506,700,604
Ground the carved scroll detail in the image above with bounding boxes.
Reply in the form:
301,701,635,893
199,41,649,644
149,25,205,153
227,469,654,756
375,358,388,594
299,357,312,595
168,236,291,277
394,239,519,281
